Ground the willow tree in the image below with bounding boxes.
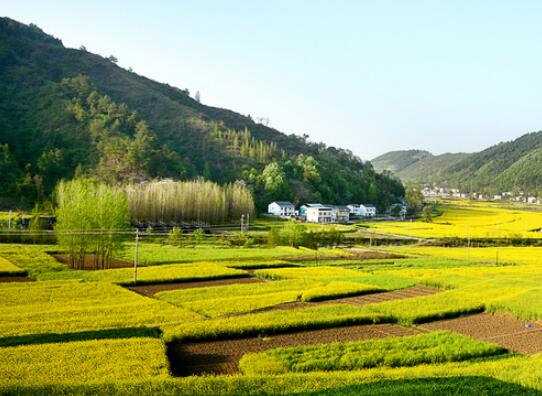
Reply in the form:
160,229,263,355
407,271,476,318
55,179,129,269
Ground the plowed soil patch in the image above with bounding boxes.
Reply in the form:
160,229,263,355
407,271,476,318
128,277,262,296
169,323,422,376
0,276,33,282
420,313,542,354
50,253,133,270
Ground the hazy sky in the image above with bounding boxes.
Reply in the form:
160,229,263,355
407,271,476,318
4,1,542,159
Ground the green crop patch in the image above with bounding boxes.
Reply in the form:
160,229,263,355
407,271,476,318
239,331,507,375
37,262,247,285
0,281,201,345
116,243,341,265
0,337,170,386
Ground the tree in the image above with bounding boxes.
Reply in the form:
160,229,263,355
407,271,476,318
107,55,118,63
55,179,129,269
195,91,201,102
422,205,433,222
405,182,424,214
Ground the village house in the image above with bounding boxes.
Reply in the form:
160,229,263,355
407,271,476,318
330,205,351,223
305,204,333,224
267,201,295,217
347,204,376,217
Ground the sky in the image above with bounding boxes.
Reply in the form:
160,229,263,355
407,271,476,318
3,1,542,159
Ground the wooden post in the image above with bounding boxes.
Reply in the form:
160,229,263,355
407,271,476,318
133,228,139,284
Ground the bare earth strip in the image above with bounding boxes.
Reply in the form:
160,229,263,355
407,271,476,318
170,323,422,376
128,277,263,296
0,276,34,282
420,313,542,354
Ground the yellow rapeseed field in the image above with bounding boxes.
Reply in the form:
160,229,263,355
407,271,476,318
367,200,542,239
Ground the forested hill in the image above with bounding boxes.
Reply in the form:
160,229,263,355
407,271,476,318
373,132,542,194
0,17,403,210
372,150,469,182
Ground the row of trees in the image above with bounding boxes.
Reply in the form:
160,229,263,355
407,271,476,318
125,179,254,225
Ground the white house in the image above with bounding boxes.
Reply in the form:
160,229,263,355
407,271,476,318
330,205,350,223
348,204,376,217
268,201,295,217
389,203,407,217
347,204,362,216
359,204,377,217
306,205,333,223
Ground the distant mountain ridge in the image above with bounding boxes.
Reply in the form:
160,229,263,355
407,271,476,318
372,131,542,194
372,150,469,183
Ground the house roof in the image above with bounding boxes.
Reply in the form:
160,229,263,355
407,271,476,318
329,205,350,210
271,201,294,206
303,203,325,208
361,204,376,208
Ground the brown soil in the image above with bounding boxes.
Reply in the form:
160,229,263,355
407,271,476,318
50,253,134,270
128,277,263,296
169,323,422,376
0,276,34,282
420,313,542,354
258,285,440,312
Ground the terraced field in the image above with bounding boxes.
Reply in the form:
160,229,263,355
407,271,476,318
5,239,542,394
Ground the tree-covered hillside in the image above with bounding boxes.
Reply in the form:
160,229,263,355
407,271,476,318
372,150,469,182
0,17,403,210
374,131,542,195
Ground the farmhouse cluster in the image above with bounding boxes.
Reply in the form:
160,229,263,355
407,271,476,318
267,201,380,223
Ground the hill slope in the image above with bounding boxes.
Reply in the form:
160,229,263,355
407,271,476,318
372,150,469,182
0,18,403,209
374,131,542,194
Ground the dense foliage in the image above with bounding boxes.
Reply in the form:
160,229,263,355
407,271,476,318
0,17,403,210
55,179,129,269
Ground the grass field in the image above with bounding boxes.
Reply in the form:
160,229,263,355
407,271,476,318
239,331,506,374
118,243,349,265
365,201,542,239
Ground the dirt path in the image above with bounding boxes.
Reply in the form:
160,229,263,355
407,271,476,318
169,323,422,376
128,277,263,296
420,313,542,354
50,253,133,270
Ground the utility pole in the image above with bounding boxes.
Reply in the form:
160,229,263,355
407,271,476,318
246,213,250,232
133,228,139,284
241,214,245,233
8,210,12,230
466,225,470,260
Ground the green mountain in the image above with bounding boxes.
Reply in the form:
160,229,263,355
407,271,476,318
372,150,469,182
0,17,403,210
373,131,542,194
